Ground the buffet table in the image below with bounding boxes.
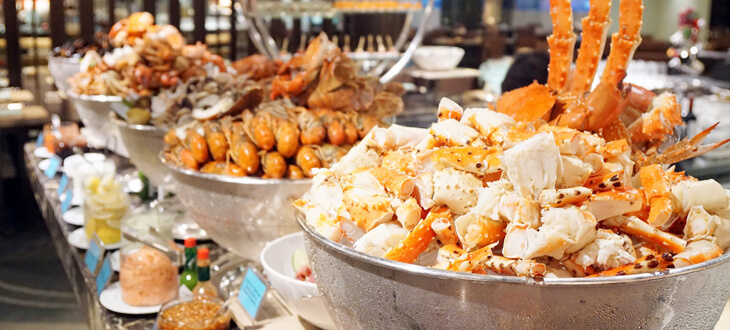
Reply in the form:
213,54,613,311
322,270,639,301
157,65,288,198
23,143,230,330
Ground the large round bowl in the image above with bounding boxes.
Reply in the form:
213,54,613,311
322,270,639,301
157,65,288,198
110,113,169,186
47,55,81,93
162,159,312,260
298,214,730,329
67,92,128,157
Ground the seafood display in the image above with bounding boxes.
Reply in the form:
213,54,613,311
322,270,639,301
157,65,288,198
51,33,114,58
163,33,404,179
295,0,730,278
295,99,730,278
69,12,226,127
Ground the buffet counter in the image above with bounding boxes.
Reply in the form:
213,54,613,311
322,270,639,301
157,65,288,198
22,143,229,330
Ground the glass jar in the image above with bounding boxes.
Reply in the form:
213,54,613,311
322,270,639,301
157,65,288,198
83,174,129,245
120,200,177,261
156,295,230,330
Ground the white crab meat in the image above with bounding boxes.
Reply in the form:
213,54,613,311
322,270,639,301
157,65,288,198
470,180,513,221
353,223,410,258
500,132,563,198
588,188,643,221
673,240,724,268
581,153,604,173
460,107,515,142
330,138,382,177
429,119,480,146
436,244,465,264
557,156,593,188
371,125,428,151
671,179,729,214
498,191,541,228
573,229,637,270
684,206,730,250
432,168,482,214
716,190,730,219
412,172,435,210
341,171,394,231
438,97,464,121
296,170,350,242
539,187,592,208
503,206,597,260
395,198,423,231
454,212,505,251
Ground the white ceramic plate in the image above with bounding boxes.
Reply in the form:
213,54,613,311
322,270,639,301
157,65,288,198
67,228,121,250
172,222,210,241
63,153,106,171
62,207,84,226
110,250,120,272
59,191,83,206
34,147,53,159
39,158,64,173
100,282,161,314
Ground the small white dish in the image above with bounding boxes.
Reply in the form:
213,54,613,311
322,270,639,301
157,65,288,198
412,46,465,71
39,158,64,173
59,191,83,206
62,207,84,226
172,221,210,241
110,250,120,272
67,228,121,250
261,231,335,330
63,153,106,173
34,146,53,158
100,282,161,314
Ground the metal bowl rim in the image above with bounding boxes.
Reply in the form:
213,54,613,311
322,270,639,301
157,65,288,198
160,151,313,186
297,211,730,286
67,90,123,103
109,112,168,133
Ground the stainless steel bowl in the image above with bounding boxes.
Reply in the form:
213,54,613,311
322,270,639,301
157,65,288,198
110,113,169,186
67,92,128,156
47,55,80,93
162,158,312,260
298,214,730,329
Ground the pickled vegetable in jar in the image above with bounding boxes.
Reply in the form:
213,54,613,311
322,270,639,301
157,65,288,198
83,174,129,245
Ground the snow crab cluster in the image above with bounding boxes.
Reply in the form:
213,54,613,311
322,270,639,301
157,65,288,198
70,12,224,99
295,98,730,278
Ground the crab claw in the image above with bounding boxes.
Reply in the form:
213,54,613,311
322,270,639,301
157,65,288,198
639,123,730,167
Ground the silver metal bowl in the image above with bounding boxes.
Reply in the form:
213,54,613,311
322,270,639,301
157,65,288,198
162,158,312,260
67,92,128,156
298,214,730,329
47,55,80,93
110,113,169,186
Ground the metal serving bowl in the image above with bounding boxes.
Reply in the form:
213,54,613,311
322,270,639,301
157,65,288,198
47,55,80,93
298,214,730,329
162,158,312,260
67,92,128,156
110,113,169,186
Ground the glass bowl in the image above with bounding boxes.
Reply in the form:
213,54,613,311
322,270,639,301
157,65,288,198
156,295,230,330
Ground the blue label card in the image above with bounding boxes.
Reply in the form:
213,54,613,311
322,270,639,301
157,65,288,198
61,190,73,213
44,157,61,178
57,174,69,195
238,267,269,320
85,235,104,275
36,132,44,147
96,256,112,296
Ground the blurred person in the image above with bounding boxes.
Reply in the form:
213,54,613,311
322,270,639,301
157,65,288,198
501,50,550,93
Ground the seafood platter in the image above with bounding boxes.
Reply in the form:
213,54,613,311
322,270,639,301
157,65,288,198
294,0,730,328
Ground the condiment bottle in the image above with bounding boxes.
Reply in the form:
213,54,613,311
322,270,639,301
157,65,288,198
179,238,198,292
193,248,218,297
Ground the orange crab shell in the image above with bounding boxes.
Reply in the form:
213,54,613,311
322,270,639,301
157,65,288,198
496,81,556,123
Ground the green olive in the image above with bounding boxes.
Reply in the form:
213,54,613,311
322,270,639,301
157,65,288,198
126,107,151,125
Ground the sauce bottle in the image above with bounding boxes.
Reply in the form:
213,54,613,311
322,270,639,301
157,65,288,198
179,238,198,292
193,248,218,297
